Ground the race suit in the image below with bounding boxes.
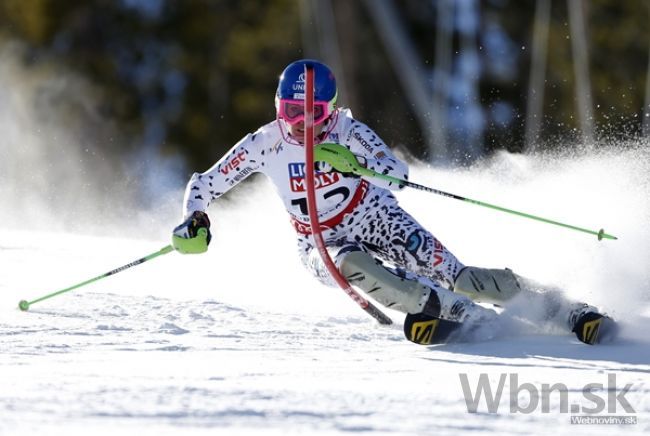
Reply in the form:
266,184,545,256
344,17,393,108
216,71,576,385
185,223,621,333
182,109,464,293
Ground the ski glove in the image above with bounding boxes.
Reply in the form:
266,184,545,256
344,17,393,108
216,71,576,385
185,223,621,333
172,210,212,254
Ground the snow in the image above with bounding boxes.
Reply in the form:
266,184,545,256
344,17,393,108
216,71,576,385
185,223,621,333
2,280,648,436
2,142,650,435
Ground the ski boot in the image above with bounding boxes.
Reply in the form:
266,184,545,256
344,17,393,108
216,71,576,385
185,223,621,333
403,290,501,345
569,305,619,344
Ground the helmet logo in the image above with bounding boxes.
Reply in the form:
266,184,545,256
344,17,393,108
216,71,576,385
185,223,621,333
292,73,305,92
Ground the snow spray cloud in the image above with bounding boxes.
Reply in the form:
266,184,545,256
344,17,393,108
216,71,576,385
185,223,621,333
0,42,183,239
402,143,650,327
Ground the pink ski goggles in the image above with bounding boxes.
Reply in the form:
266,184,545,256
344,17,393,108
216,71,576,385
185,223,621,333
277,99,331,125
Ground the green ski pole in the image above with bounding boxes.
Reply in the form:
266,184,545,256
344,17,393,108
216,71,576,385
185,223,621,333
314,143,618,241
18,245,175,311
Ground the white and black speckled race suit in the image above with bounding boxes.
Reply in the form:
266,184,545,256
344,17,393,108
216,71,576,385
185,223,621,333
182,109,464,302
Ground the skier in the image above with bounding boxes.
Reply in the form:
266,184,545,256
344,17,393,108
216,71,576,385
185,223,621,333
172,59,615,345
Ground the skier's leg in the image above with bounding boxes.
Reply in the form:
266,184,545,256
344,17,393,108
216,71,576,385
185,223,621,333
454,266,617,344
337,247,498,323
298,232,499,345
298,234,488,321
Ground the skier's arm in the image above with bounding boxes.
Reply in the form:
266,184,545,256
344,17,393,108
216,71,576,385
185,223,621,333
173,133,261,254
183,133,261,218
344,122,408,191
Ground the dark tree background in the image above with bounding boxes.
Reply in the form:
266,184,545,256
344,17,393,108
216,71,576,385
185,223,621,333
1,0,648,173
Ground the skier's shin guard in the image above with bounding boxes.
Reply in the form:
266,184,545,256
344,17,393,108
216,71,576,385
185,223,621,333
454,267,571,323
338,250,431,314
453,267,523,304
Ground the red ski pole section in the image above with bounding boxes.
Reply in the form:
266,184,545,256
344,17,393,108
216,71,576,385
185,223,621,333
303,65,392,325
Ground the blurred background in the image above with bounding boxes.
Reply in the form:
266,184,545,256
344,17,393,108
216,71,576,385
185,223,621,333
0,0,648,235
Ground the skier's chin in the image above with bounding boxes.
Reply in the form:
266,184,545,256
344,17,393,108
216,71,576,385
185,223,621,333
288,125,324,144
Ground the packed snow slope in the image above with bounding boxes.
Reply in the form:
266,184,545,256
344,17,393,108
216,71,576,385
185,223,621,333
2,138,650,435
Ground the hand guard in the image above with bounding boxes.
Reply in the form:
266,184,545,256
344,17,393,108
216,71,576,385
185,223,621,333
313,143,369,177
172,211,212,254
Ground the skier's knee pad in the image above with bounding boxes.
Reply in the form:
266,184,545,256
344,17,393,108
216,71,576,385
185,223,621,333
338,250,430,314
453,267,522,304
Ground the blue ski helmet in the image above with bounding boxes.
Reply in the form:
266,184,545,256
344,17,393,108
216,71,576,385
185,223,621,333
275,59,338,122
